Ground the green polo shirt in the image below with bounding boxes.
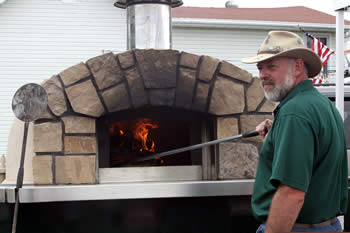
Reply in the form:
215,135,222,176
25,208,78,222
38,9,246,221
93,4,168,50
252,80,348,224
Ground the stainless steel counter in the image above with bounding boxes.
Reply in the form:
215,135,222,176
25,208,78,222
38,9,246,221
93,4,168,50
0,180,254,203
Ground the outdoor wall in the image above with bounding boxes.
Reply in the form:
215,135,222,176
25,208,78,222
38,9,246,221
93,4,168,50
172,27,336,79
0,0,127,155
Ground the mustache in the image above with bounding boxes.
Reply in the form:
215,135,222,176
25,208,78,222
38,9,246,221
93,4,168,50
261,80,275,86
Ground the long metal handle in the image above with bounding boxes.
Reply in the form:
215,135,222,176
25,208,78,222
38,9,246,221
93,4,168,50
132,130,259,163
12,121,29,233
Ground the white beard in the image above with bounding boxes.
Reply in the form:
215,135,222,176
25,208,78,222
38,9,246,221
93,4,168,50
263,67,294,102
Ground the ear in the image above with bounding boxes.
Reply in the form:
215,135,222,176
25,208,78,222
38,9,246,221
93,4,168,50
293,58,305,77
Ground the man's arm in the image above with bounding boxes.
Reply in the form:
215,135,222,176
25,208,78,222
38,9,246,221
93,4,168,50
265,184,305,233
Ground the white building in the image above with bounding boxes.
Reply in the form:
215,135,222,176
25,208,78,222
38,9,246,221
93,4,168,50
0,0,349,155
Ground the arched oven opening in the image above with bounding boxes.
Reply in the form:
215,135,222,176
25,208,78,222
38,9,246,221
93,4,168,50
97,107,215,182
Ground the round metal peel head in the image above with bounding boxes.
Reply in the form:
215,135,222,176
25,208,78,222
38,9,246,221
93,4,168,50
11,83,48,122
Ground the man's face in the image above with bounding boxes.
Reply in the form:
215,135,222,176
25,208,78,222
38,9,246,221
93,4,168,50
257,57,295,102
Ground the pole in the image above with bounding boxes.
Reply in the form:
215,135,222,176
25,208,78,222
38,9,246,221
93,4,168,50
336,10,345,120
11,121,29,233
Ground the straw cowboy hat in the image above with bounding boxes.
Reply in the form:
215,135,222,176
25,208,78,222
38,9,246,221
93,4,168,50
241,31,322,78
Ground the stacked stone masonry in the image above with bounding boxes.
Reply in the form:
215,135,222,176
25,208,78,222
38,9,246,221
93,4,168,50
32,49,275,185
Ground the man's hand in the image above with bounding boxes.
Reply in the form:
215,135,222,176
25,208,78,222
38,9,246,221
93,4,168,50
256,119,273,138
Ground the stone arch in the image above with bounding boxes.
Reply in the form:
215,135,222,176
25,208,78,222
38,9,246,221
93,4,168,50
7,49,275,185
43,49,263,117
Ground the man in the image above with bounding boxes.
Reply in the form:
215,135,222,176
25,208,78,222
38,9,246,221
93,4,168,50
241,31,348,232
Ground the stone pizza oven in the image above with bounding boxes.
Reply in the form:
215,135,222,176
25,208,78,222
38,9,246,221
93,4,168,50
5,49,274,185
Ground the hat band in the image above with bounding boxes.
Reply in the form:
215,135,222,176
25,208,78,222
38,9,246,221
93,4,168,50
257,45,281,55
257,45,299,55
257,50,280,55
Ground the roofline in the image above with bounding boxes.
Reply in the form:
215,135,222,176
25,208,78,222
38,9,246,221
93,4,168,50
172,18,350,32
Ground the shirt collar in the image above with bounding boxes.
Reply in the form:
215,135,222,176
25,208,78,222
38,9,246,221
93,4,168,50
273,80,313,115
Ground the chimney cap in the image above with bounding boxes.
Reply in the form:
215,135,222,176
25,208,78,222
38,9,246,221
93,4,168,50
115,0,183,9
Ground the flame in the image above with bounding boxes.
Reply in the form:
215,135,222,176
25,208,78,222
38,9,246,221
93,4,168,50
133,120,158,152
109,118,159,153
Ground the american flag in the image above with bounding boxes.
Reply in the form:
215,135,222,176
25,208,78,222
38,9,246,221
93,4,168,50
311,37,335,67
299,27,335,84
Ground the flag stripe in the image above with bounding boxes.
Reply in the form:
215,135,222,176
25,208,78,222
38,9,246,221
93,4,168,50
312,37,334,66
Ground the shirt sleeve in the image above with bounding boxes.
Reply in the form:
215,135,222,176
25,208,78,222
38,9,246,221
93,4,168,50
270,114,315,192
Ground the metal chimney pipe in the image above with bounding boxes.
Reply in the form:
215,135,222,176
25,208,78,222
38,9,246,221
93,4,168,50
114,0,183,50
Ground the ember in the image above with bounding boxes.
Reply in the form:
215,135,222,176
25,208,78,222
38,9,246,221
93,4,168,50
110,118,159,152
109,118,160,165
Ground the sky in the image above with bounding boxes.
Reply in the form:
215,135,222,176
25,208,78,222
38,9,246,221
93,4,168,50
182,0,350,20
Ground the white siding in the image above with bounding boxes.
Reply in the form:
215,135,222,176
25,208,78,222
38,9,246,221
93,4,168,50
173,27,267,76
173,27,337,80
0,0,127,155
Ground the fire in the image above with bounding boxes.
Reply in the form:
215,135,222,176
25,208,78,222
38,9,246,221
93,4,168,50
109,118,159,153
133,120,158,152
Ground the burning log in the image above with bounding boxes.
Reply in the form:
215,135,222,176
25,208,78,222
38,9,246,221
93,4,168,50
109,118,162,166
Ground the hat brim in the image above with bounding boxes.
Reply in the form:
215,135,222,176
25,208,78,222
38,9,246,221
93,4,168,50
241,48,322,78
